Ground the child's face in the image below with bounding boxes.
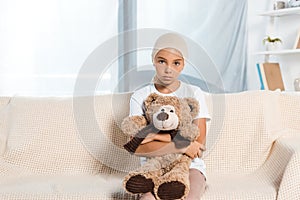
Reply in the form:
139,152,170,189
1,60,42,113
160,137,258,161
153,48,184,86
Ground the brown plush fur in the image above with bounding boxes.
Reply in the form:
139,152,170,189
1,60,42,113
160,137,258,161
121,93,200,200
121,116,147,137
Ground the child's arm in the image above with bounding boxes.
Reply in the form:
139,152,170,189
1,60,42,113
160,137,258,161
141,133,172,144
134,118,207,158
182,118,207,158
194,118,206,145
135,140,187,157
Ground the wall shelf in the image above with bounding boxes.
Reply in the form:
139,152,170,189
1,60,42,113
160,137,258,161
259,7,300,17
255,49,300,55
256,6,300,91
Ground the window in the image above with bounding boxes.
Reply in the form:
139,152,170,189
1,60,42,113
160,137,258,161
0,0,247,95
0,0,118,96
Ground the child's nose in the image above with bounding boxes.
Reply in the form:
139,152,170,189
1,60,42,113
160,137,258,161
165,66,172,73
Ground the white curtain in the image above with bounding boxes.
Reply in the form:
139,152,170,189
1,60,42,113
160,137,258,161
0,0,118,96
0,0,248,96
136,0,248,93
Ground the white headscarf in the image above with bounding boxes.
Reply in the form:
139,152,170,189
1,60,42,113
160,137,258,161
151,33,189,62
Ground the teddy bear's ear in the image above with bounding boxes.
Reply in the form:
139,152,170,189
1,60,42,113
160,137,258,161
183,97,200,119
144,93,159,109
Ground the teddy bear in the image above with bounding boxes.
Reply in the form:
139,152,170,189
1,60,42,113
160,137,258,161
121,93,200,200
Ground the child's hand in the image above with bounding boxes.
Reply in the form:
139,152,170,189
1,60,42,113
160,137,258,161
184,141,205,159
141,133,171,144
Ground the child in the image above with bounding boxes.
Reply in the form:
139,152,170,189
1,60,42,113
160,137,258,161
129,33,210,200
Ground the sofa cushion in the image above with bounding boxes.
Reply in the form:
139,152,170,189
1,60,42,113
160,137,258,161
202,173,277,200
204,90,284,175
0,174,137,200
2,94,139,175
73,93,140,172
0,173,277,200
279,92,300,131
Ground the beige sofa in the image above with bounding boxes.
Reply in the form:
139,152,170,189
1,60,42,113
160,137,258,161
0,90,299,200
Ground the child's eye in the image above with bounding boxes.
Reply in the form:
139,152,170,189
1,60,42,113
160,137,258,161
174,61,181,66
158,60,166,64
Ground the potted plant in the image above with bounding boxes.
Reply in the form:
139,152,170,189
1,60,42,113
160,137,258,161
263,36,282,51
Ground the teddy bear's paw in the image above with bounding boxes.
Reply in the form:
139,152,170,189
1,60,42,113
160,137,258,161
157,181,186,200
125,175,154,194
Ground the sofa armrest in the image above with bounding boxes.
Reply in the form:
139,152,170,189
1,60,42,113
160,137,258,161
0,105,9,156
255,130,300,200
275,133,300,200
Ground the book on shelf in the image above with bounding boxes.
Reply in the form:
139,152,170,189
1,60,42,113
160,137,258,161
256,62,285,91
294,29,300,49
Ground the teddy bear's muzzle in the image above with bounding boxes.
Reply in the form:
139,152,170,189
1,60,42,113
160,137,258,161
156,112,169,121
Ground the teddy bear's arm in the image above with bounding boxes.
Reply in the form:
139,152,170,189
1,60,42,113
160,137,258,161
123,124,159,154
121,116,148,137
171,130,192,149
177,123,200,141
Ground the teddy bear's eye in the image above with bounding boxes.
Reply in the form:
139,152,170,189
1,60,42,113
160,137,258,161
170,110,174,113
161,109,165,112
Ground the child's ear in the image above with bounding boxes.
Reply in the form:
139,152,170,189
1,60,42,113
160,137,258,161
183,97,199,119
144,93,159,109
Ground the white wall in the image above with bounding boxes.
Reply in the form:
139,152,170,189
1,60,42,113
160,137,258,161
247,0,300,91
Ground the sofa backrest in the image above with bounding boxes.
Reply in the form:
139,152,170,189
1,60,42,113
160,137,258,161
1,90,296,176
279,93,300,131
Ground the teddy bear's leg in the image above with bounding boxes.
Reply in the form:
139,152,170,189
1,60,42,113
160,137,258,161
155,156,191,200
124,174,155,194
124,158,163,195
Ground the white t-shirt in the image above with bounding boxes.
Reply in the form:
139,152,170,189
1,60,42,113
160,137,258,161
129,81,210,177
130,81,210,119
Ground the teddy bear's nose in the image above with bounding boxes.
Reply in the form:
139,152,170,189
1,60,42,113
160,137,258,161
157,112,169,121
